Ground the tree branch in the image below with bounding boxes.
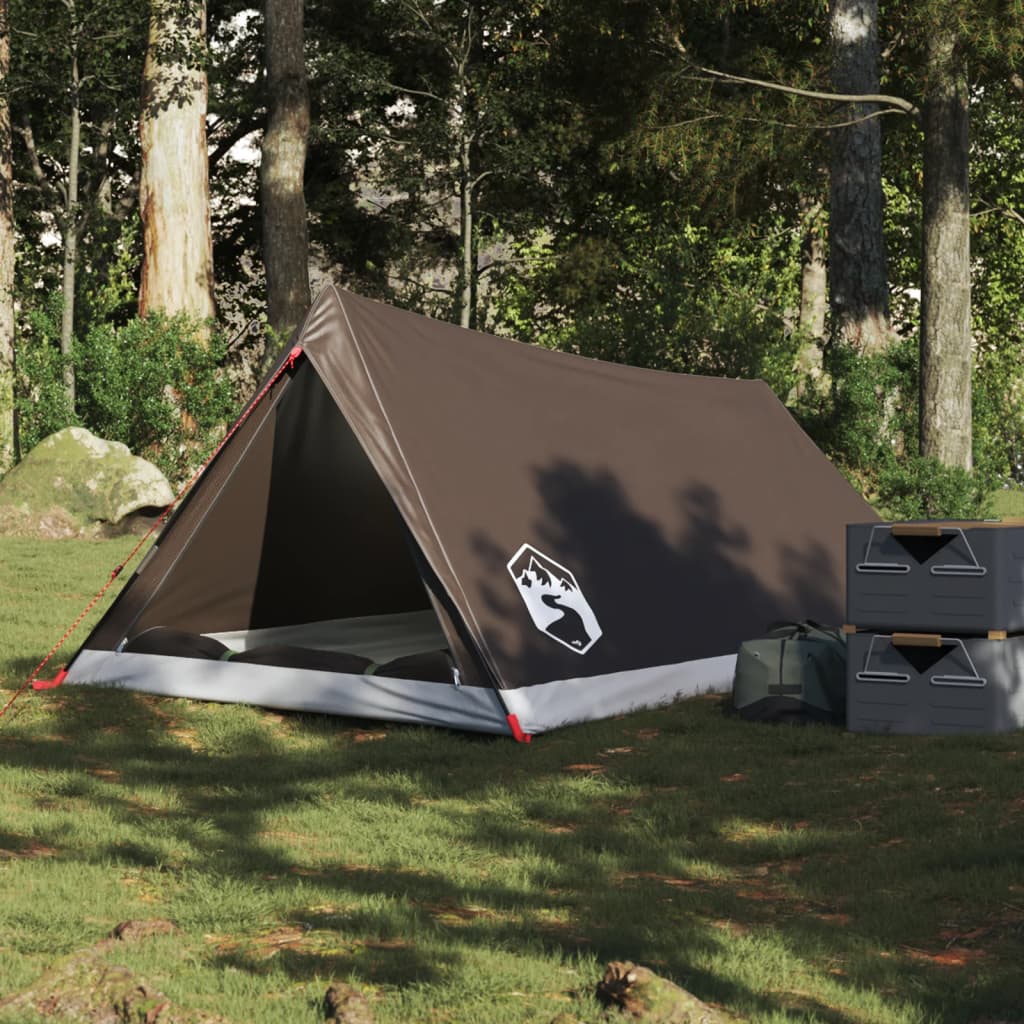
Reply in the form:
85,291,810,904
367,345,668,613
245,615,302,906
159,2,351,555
209,115,263,168
653,106,909,133
691,64,920,119
14,117,52,193
972,202,1024,228
385,80,445,104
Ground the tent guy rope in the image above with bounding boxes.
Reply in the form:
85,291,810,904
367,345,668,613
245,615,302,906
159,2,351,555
0,345,305,724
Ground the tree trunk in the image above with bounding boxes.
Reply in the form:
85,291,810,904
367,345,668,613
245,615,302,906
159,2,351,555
60,43,81,408
792,195,828,400
139,0,215,327
799,197,827,344
920,27,972,470
828,0,892,354
260,0,310,340
458,123,474,330
0,0,14,471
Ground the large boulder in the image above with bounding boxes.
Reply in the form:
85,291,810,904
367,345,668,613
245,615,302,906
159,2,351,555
0,427,173,537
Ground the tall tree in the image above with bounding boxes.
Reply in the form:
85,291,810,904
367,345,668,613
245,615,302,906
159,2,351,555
139,0,215,324
829,0,893,355
380,0,502,329
260,0,310,340
918,24,971,469
9,0,145,407
0,0,12,470
661,2,1020,471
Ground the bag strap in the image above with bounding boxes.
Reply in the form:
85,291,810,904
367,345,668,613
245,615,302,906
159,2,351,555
766,620,845,645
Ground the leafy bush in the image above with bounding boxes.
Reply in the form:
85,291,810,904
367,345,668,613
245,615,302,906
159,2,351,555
973,340,1024,487
794,338,993,520
75,313,235,485
872,456,991,520
13,296,78,454
14,300,234,486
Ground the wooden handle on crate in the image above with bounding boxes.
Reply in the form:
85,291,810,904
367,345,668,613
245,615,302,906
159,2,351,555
890,632,943,647
891,523,943,537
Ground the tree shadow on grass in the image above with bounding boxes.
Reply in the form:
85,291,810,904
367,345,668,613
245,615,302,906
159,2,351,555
7,683,1024,1022
2,463,1022,1022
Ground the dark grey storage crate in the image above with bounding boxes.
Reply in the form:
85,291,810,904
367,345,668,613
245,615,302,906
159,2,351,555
847,631,1024,734
846,521,1024,633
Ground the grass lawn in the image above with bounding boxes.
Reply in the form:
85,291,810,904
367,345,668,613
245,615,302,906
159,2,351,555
988,487,1024,518
2,537,1024,1023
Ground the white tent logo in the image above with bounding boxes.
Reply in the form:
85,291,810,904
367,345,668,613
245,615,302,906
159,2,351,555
506,543,602,654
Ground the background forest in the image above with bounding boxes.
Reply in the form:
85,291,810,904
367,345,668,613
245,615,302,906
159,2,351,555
1,0,1023,519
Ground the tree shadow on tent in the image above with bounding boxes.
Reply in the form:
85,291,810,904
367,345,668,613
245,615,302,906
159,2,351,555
471,459,842,683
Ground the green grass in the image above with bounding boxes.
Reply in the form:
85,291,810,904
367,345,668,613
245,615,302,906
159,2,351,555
2,538,1024,1023
988,487,1024,518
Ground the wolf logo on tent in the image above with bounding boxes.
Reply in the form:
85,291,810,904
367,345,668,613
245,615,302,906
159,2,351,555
507,543,601,654
60,285,877,740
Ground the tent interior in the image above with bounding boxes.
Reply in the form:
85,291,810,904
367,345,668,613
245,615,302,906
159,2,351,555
101,360,462,685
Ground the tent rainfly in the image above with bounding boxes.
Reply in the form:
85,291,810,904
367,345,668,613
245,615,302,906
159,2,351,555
63,286,877,740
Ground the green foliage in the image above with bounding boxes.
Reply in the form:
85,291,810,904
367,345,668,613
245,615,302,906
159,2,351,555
873,455,990,521
75,214,144,331
796,339,993,520
13,300,233,485
13,297,79,455
973,340,1024,487
75,314,235,485
492,197,801,394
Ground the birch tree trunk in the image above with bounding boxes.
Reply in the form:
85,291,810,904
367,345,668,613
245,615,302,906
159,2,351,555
920,27,972,470
799,198,827,344
60,41,81,405
261,0,310,340
139,0,215,326
458,117,474,330
0,0,14,470
828,0,893,354
792,195,828,399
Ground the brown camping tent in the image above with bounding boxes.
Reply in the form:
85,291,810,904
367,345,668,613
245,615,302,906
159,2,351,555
64,285,877,738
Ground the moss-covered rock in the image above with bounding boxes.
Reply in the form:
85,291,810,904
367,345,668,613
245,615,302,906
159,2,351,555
0,428,173,536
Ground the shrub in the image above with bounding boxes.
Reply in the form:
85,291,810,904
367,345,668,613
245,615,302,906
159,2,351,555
794,337,994,520
872,455,991,521
75,313,235,485
14,300,235,486
13,296,78,455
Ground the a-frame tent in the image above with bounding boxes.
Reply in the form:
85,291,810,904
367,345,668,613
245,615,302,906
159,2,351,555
65,285,877,739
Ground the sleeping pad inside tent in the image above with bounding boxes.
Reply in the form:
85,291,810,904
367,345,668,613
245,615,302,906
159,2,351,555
62,285,878,738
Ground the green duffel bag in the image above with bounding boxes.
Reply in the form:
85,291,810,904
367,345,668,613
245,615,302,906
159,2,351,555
732,620,847,725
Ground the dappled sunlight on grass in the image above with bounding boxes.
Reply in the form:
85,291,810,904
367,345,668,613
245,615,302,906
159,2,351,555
3,538,1024,1022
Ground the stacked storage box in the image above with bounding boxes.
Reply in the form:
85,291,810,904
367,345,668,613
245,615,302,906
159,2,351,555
845,520,1024,734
